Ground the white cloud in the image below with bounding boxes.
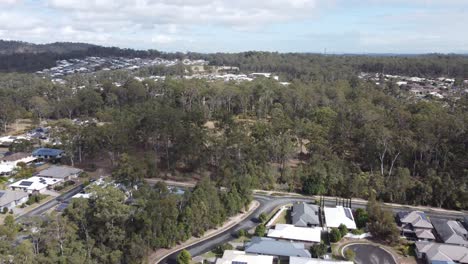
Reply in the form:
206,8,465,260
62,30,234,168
0,0,21,5
46,0,320,30
151,34,174,44
1,0,468,52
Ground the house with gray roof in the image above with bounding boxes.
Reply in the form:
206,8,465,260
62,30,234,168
37,166,82,180
291,202,320,227
415,242,468,264
432,219,468,246
245,237,311,258
0,190,29,211
397,211,435,241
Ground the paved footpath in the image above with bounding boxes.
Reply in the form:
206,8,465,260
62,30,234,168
149,200,260,264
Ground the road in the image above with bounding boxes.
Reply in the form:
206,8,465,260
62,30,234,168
343,244,396,264
159,195,315,264
159,192,466,264
146,178,467,220
15,184,84,221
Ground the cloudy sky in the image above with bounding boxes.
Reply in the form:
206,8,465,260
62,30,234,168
0,0,467,53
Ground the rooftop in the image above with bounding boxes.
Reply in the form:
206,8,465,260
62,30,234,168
291,202,320,227
37,166,82,179
1,152,31,162
432,219,468,246
9,176,63,191
267,224,321,243
416,242,468,263
32,148,64,157
324,206,357,229
0,190,29,206
215,250,273,264
398,211,433,229
290,257,353,264
245,237,311,258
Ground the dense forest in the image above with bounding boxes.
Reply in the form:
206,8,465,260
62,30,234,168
1,69,467,209
0,51,468,262
0,179,251,263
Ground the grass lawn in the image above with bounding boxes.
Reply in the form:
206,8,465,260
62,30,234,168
273,209,291,225
201,251,217,259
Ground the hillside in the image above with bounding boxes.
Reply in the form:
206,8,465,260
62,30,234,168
0,40,97,55
0,40,167,72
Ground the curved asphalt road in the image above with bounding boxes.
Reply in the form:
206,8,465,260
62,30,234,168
160,195,316,264
159,193,465,264
343,244,396,264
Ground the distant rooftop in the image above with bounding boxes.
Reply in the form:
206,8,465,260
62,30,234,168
37,166,82,179
32,148,64,157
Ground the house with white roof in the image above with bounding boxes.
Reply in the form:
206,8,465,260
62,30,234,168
290,257,353,264
0,136,27,147
0,152,37,176
215,250,273,264
324,206,357,230
9,176,63,194
267,224,321,244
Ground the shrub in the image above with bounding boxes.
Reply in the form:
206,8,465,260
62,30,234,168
177,249,191,264
2,207,8,214
214,243,233,255
254,224,266,237
329,228,342,243
54,185,64,191
351,228,365,235
238,229,247,238
310,241,327,258
344,248,356,261
258,213,268,223
339,224,349,237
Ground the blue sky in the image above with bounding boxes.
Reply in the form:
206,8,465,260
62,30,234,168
0,0,467,53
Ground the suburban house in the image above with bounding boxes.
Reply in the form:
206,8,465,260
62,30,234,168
32,148,64,160
9,176,63,194
267,224,321,244
397,211,435,241
36,166,83,181
1,152,37,165
245,237,311,258
415,241,468,264
291,202,321,227
324,206,357,230
0,190,29,211
215,250,273,264
0,152,37,176
290,257,353,264
432,219,468,246
0,136,27,147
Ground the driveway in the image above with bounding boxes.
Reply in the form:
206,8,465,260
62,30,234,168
343,244,397,264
